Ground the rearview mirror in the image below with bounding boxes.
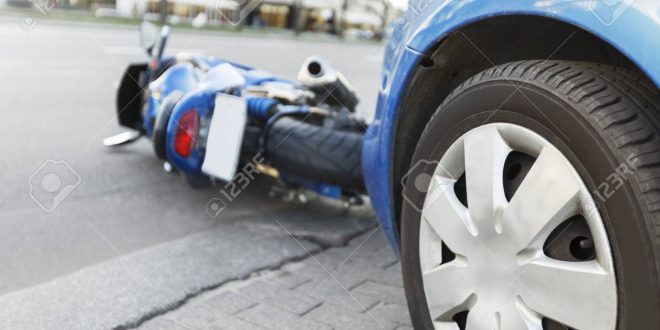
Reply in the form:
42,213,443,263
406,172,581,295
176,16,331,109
140,22,159,54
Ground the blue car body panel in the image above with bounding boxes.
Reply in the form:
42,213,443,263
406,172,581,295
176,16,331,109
363,0,660,251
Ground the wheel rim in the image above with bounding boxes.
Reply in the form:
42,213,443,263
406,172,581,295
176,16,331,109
417,123,617,330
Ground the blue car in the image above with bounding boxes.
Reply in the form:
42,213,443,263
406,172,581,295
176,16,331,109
364,1,660,329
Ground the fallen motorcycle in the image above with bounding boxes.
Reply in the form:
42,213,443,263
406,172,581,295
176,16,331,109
105,23,366,202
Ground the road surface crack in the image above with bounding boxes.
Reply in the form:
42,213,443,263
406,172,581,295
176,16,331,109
115,225,377,330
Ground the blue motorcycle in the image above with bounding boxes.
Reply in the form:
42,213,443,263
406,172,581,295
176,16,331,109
105,23,366,202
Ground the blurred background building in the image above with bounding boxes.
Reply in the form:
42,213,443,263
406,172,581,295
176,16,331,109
2,0,405,40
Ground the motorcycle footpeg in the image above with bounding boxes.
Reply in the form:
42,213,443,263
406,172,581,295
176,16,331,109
103,131,142,147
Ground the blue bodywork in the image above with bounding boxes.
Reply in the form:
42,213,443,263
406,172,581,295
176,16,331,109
158,59,289,172
144,61,198,136
165,89,217,173
147,53,347,199
363,0,660,250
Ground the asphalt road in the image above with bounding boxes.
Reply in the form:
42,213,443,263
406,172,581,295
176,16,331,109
0,18,384,296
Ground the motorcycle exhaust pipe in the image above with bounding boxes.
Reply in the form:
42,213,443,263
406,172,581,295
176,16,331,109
298,56,359,112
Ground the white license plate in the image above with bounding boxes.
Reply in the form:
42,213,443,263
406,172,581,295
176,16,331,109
201,93,247,181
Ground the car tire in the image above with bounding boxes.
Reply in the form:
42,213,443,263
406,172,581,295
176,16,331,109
401,60,660,329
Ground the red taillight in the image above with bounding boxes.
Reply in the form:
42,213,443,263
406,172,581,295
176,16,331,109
175,110,199,157
149,59,159,70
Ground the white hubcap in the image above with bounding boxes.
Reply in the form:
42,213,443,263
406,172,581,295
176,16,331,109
418,123,617,330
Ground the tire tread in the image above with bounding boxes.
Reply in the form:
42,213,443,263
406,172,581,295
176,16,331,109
424,60,660,263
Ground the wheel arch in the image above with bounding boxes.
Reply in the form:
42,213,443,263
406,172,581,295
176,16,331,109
390,14,657,240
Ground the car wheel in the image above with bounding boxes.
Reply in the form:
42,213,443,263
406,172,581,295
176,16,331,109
400,60,660,329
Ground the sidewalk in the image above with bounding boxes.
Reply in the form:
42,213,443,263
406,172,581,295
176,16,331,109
138,229,412,330
0,196,410,330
